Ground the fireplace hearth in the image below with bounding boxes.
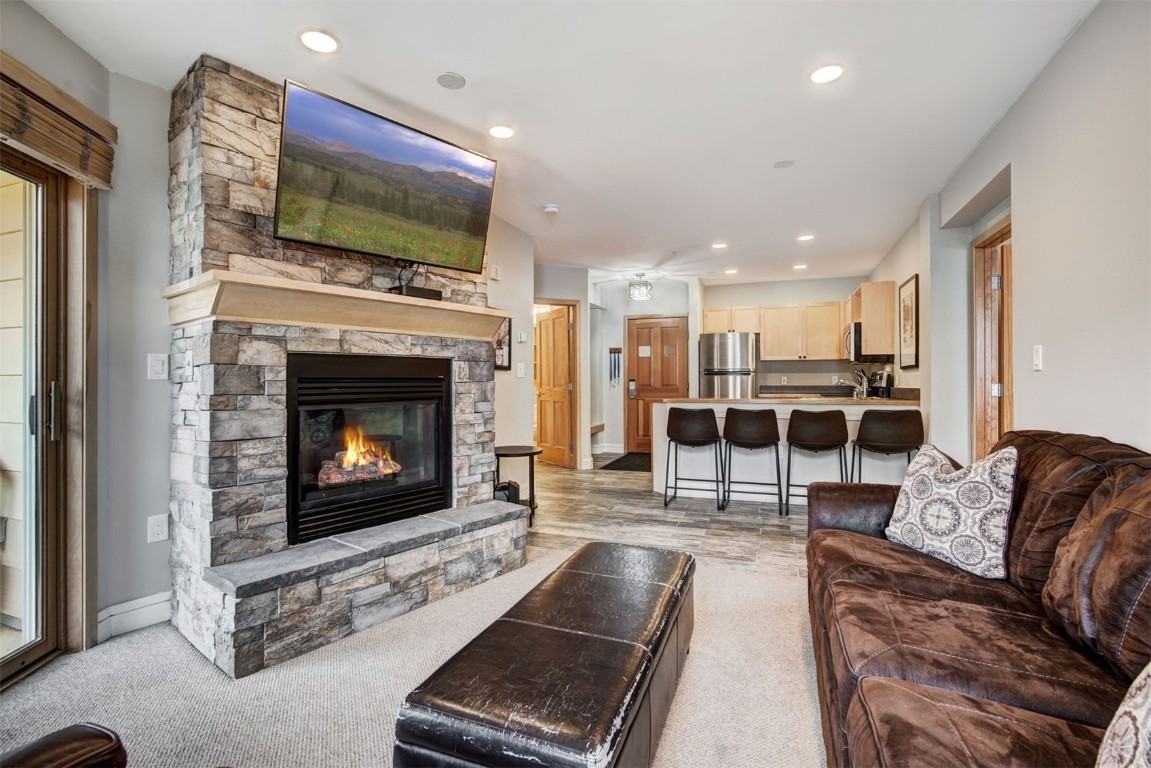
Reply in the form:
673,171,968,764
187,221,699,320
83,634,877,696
288,353,452,544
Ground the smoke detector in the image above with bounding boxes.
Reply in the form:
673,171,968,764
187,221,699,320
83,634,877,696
437,72,466,89
542,204,560,216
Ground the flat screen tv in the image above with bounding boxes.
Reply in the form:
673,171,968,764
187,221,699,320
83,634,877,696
273,81,496,275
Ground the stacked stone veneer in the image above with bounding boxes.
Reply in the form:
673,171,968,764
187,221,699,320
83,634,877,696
166,55,522,677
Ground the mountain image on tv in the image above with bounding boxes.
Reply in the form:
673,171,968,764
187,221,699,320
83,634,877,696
274,82,496,274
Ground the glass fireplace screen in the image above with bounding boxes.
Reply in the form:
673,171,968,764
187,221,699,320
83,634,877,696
298,401,439,503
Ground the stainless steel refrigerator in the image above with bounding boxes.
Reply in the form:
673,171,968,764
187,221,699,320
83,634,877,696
699,332,758,398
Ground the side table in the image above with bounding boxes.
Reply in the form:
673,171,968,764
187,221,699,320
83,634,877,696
493,445,543,526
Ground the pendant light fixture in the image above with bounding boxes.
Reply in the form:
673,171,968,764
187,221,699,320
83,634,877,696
629,273,654,301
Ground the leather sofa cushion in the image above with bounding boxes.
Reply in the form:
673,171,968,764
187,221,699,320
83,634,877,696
991,431,1148,604
808,528,1039,617
826,580,1128,728
396,619,652,768
847,677,1105,767
1044,460,1151,682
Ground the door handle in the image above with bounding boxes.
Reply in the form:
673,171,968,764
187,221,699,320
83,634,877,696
627,379,637,399
47,381,60,442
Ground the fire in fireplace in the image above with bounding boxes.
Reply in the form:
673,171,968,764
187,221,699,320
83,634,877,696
288,354,453,544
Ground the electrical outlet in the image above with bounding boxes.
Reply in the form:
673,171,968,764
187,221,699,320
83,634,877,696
147,514,169,543
831,375,839,384
781,376,788,385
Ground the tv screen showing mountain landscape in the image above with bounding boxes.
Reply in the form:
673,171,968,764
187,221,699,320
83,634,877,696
273,82,496,274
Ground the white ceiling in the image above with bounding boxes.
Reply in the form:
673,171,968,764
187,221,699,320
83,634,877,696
27,0,1096,285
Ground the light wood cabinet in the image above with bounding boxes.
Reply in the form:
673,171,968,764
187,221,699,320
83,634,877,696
804,302,844,360
848,281,896,357
759,302,842,360
703,305,760,334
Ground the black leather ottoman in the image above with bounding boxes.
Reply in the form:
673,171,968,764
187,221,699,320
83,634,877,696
394,542,696,767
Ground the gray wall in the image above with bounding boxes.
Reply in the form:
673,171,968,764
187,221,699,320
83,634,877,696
939,0,1151,450
535,264,593,469
100,74,181,609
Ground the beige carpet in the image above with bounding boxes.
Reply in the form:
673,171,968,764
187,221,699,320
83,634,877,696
0,548,825,767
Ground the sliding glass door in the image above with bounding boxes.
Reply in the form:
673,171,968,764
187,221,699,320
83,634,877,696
1,152,62,681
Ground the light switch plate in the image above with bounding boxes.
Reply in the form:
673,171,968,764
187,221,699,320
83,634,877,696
516,362,526,378
1032,345,1043,371
490,264,502,281
147,353,169,380
517,332,527,343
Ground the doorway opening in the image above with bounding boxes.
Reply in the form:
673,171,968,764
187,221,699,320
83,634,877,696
972,217,1012,459
533,301,578,468
1,154,62,682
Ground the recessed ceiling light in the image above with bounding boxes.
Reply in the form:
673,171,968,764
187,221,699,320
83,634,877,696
299,29,341,54
797,234,815,241
437,72,466,90
724,269,738,274
793,264,808,270
489,125,515,139
772,160,795,169
712,242,728,249
810,64,844,84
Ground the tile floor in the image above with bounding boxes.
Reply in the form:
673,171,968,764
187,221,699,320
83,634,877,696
526,453,809,577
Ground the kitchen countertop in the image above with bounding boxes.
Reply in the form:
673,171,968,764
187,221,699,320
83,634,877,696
656,396,921,406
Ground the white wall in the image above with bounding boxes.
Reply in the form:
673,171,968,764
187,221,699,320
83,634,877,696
939,0,1151,450
593,278,689,453
534,264,593,468
99,74,174,610
486,217,536,489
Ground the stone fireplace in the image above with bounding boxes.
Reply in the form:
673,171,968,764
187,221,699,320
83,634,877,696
164,55,526,678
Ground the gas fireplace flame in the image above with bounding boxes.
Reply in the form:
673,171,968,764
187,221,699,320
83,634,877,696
341,426,389,468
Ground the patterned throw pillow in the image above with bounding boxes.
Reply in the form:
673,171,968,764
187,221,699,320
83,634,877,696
1097,660,1151,767
885,444,1018,578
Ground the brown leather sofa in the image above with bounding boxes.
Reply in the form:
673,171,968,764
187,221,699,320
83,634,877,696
0,722,127,767
806,430,1151,767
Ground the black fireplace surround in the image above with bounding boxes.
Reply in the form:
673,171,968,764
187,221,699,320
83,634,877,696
287,353,453,544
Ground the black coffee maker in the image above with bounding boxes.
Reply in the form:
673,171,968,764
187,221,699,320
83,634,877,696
868,371,893,398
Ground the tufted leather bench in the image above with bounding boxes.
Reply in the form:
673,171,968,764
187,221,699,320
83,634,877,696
394,542,696,767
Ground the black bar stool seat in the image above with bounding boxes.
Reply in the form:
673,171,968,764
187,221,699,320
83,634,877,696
721,408,782,514
784,409,848,515
851,409,925,482
664,407,724,509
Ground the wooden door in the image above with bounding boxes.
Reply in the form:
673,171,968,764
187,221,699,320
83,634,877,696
973,227,1013,458
702,307,731,334
535,306,574,467
759,305,801,360
625,316,688,453
803,302,843,360
730,306,760,333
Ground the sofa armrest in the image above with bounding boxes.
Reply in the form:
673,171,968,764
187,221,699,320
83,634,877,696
807,482,900,539
0,723,127,768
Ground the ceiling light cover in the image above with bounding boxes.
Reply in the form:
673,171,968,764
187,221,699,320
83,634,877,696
793,264,808,270
489,125,515,139
629,274,654,301
810,64,844,84
712,242,728,249
299,29,341,53
797,234,815,241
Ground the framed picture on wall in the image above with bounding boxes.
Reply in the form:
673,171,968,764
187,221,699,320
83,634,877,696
494,317,512,371
899,274,919,369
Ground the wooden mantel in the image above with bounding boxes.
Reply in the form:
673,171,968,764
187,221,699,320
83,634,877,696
161,270,511,341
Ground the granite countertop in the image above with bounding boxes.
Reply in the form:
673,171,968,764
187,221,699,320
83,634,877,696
656,396,921,405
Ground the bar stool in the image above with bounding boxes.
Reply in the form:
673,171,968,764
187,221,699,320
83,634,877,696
784,409,848,516
664,407,724,509
721,408,783,514
851,409,925,482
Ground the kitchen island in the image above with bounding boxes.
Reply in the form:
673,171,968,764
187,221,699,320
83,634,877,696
651,397,921,506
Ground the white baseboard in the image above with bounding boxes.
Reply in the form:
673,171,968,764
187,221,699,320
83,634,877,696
597,443,625,454
97,590,172,642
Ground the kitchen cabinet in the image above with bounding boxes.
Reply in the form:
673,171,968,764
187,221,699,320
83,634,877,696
847,281,896,357
703,305,759,334
759,302,842,360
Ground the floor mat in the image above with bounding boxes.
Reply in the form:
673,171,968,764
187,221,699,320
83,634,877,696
601,452,652,472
